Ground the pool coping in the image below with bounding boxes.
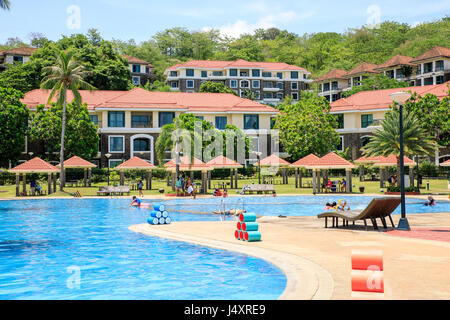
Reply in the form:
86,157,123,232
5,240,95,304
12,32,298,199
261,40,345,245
129,223,335,300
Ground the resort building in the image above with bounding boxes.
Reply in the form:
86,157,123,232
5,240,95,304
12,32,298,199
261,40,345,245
123,55,155,86
20,88,279,168
164,59,312,105
315,69,348,102
373,55,416,85
410,46,450,86
342,62,379,91
330,82,450,162
0,47,37,72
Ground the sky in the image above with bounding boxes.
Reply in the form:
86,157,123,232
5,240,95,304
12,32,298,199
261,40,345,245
0,0,449,44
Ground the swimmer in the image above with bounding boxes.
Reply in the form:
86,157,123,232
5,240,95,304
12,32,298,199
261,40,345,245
325,201,337,210
424,196,436,206
338,200,351,211
130,196,141,207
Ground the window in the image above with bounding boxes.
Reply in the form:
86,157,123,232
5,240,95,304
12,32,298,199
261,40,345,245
386,70,394,79
396,69,404,79
332,94,339,102
89,115,98,126
196,116,204,121
170,81,179,88
262,72,272,78
132,76,140,85
201,71,207,78
252,80,260,88
254,91,261,100
263,82,273,89
361,114,373,128
240,80,249,88
240,71,248,77
291,92,298,100
108,111,125,128
277,82,283,89
244,115,259,130
276,92,283,100
416,65,422,75
436,75,444,84
331,81,338,90
336,136,344,152
424,77,434,85
291,82,298,90
229,69,238,77
435,60,444,71
13,56,24,63
186,80,194,88
145,67,150,74
270,118,276,129
291,71,298,79
109,136,124,153
215,116,227,130
353,77,361,86
133,138,150,152
186,69,194,77
159,112,175,127
303,74,307,79
170,71,178,77
323,83,330,91
277,72,282,79
230,80,237,88
424,62,433,74
212,71,223,76
361,136,371,147
109,160,123,168
252,69,261,77
335,114,344,129
132,115,149,128
263,92,273,99
132,65,141,73
416,79,422,86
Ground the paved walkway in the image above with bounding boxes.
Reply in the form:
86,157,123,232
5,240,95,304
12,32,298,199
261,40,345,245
131,212,450,300
387,228,450,242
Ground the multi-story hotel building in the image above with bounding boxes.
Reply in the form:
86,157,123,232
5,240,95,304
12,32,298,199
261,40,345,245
316,46,450,101
0,47,37,72
164,59,311,105
330,82,450,163
20,88,279,167
124,55,155,86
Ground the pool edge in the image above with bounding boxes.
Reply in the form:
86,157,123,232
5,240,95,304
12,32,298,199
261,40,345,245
129,223,335,300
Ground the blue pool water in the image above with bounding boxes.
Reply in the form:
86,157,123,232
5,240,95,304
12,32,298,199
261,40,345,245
0,199,286,300
164,195,450,216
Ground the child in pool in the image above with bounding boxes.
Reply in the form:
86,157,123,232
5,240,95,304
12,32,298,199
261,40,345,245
424,196,436,206
130,196,141,207
325,201,337,210
338,200,351,211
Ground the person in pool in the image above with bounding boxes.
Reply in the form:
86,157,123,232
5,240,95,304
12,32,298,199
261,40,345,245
130,196,141,207
424,196,436,206
338,200,351,211
325,201,337,210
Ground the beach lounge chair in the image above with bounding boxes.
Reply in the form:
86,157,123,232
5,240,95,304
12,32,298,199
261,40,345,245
317,197,401,230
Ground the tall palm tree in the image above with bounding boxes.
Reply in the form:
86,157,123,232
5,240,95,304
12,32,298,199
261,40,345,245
41,50,95,191
0,0,10,10
362,109,436,186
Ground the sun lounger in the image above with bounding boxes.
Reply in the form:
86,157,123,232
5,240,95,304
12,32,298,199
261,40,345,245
317,197,401,230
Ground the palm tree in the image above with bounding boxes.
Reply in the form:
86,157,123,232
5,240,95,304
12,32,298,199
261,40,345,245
0,0,10,10
362,109,436,186
41,50,95,191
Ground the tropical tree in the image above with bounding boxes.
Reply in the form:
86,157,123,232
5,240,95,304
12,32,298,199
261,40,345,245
40,50,95,191
342,73,410,97
362,109,436,186
199,81,238,96
0,0,10,10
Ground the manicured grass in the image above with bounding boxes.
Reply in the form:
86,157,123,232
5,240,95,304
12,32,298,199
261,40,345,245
0,175,448,198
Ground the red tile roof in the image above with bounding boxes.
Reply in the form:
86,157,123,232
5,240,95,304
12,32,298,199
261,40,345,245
206,156,243,169
372,155,416,167
354,156,387,164
57,156,97,168
116,156,156,170
10,157,59,173
123,55,154,68
330,82,449,112
0,47,37,56
440,159,450,167
305,152,355,169
291,154,320,167
410,46,450,63
374,55,413,70
254,154,291,167
166,59,308,72
315,69,348,82
22,88,278,114
165,156,212,171
344,62,379,77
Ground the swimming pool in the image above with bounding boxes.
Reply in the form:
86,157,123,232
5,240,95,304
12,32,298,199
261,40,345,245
0,199,286,300
164,195,450,216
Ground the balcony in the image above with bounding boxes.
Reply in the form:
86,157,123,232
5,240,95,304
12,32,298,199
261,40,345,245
263,86,280,92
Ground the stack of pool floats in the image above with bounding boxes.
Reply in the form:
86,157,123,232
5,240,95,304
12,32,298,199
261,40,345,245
147,204,171,225
235,212,261,242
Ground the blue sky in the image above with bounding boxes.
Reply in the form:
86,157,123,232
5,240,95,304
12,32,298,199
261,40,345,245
0,0,449,44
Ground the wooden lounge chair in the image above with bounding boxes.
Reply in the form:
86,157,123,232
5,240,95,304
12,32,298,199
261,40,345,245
317,197,401,230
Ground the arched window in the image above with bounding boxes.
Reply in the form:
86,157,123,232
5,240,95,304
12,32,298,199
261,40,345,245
361,136,371,147
133,138,150,152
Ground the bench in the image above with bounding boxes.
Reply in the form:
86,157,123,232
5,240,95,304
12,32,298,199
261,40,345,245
242,184,275,194
97,186,131,196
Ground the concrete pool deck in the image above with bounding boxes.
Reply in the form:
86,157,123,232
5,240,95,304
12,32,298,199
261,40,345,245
131,211,450,300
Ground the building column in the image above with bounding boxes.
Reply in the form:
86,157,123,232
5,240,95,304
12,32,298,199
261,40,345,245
235,169,238,189
53,173,57,193
48,173,52,195
208,171,212,190
147,170,152,190
230,169,233,189
22,173,26,195
285,168,289,185
380,167,385,188
312,170,317,194
88,169,92,187
295,168,299,188
359,165,365,182
167,173,171,187
120,171,125,186
171,173,176,192
84,168,88,187
299,169,303,188
346,169,351,193
15,174,20,197
202,171,207,194
409,166,414,189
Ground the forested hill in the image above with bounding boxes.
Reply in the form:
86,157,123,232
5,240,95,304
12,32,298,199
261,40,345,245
1,17,449,84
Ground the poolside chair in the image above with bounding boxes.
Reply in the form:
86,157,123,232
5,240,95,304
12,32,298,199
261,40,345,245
317,197,401,230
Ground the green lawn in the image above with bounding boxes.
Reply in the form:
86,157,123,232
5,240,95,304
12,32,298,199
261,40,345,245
0,176,448,198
